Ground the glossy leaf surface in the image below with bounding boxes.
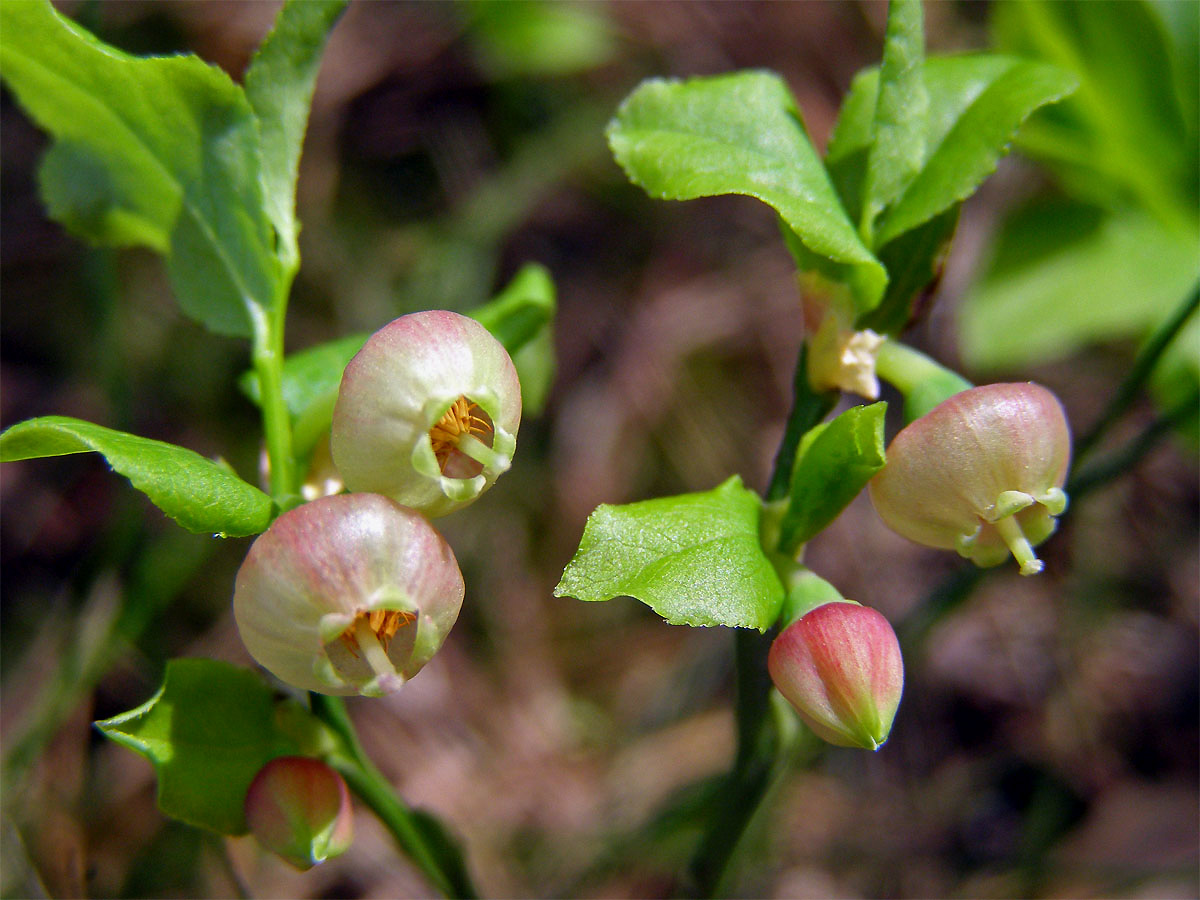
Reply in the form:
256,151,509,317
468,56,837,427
828,54,1077,247
245,0,348,269
861,0,927,236
0,0,279,337
95,659,298,835
608,71,886,312
779,402,887,554
556,476,783,631
0,416,273,537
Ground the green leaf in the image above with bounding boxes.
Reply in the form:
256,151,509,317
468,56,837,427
861,0,927,237
469,262,558,415
508,326,556,416
95,659,298,835
0,0,280,338
856,204,960,336
469,262,556,353
826,69,877,220
0,416,273,537
245,0,347,269
1156,0,1199,147
991,0,1195,222
959,199,1200,370
555,476,784,631
778,402,886,554
828,55,1077,248
875,55,1078,246
240,333,368,458
607,71,886,313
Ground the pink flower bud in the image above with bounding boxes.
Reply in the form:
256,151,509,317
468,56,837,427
768,601,904,750
332,311,521,517
245,756,353,870
233,494,464,697
868,382,1071,575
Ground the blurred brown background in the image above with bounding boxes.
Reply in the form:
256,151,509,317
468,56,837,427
2,2,1196,897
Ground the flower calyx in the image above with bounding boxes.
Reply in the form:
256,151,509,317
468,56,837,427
801,282,885,399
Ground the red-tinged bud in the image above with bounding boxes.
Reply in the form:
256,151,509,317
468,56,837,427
768,601,904,750
868,382,1071,575
245,756,353,870
332,310,521,517
233,494,464,697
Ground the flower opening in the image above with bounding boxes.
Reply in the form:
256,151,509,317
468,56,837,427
233,494,464,697
429,396,494,478
868,382,1071,574
332,311,521,517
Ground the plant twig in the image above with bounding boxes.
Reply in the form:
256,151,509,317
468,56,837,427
1073,282,1199,464
310,694,478,899
766,345,838,503
1067,387,1199,501
251,268,300,503
688,352,836,896
687,628,776,897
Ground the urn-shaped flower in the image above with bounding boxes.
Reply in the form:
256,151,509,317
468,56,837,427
233,494,464,696
332,310,521,517
245,756,353,870
868,382,1071,574
768,601,904,750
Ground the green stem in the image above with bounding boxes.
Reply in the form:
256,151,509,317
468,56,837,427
875,339,973,422
1073,282,1200,464
250,271,298,502
688,628,776,897
310,694,477,899
766,345,838,503
1067,387,1199,502
206,831,251,900
688,349,837,895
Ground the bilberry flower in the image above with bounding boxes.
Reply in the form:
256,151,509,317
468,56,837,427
332,310,521,517
768,600,904,750
868,382,1070,574
245,756,353,870
233,494,464,697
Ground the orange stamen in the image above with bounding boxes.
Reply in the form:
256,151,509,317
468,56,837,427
428,396,492,470
340,608,416,657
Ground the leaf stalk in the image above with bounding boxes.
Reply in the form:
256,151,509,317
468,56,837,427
310,693,478,899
